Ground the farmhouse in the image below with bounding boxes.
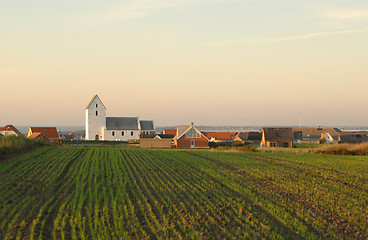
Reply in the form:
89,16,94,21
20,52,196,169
27,127,60,144
0,125,23,136
261,127,294,148
85,95,155,141
173,123,209,148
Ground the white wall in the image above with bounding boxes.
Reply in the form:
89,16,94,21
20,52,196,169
103,129,140,141
85,96,106,140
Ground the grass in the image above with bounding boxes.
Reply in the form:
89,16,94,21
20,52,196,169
0,135,49,156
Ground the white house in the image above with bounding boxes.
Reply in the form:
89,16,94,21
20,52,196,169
85,95,155,141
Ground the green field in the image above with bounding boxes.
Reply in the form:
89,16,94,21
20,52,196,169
0,147,367,239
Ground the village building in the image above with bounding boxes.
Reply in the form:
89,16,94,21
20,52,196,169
320,132,337,144
292,127,341,143
202,132,233,142
27,127,60,144
154,134,176,140
0,125,23,136
232,132,248,142
173,123,209,148
163,129,177,135
27,132,50,142
85,95,155,141
261,127,294,148
338,131,368,143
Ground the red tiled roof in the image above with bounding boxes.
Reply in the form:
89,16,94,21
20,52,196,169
204,132,233,141
163,129,177,135
28,132,50,141
0,125,22,136
29,127,59,138
28,132,43,139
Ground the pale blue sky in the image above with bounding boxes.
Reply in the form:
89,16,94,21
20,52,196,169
1,0,368,126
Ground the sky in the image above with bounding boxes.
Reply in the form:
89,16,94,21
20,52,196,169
1,0,368,127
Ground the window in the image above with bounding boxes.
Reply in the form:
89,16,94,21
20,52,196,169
112,131,115,136
96,103,98,108
96,111,98,116
122,131,125,136
185,128,200,138
131,131,134,136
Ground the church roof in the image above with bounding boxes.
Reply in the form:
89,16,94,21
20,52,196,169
85,95,107,109
140,120,155,131
106,117,139,130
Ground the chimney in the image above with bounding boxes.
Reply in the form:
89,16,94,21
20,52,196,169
191,122,194,126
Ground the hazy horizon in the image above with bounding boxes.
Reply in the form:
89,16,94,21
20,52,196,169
1,1,368,126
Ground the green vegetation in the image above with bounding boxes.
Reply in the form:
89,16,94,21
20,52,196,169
0,147,367,239
0,135,49,156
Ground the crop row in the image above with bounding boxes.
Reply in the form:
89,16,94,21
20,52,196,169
0,147,367,239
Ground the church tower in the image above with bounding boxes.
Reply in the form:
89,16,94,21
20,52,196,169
85,95,106,140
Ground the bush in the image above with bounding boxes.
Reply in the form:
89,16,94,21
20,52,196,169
0,135,50,156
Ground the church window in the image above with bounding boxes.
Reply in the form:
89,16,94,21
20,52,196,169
112,131,115,136
96,104,98,108
185,128,200,138
96,111,98,116
131,131,134,136
122,131,125,136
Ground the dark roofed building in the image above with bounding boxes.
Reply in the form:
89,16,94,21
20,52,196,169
140,120,156,138
292,127,341,142
154,134,175,139
261,127,294,148
339,131,368,143
106,117,139,130
247,131,262,141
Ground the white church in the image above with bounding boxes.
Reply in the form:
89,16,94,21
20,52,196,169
85,95,155,141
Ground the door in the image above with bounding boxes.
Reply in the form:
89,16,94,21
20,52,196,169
95,135,99,140
190,140,195,148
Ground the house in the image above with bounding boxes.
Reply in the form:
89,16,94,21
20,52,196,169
140,138,172,149
320,133,337,144
292,127,341,143
27,132,50,142
27,127,60,144
202,132,233,142
154,134,176,139
338,131,368,143
85,95,155,141
163,129,177,135
232,132,248,142
140,120,156,138
261,127,294,148
0,125,23,136
173,123,209,148
247,131,262,142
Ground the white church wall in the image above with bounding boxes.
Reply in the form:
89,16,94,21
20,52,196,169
104,130,140,141
86,96,106,140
